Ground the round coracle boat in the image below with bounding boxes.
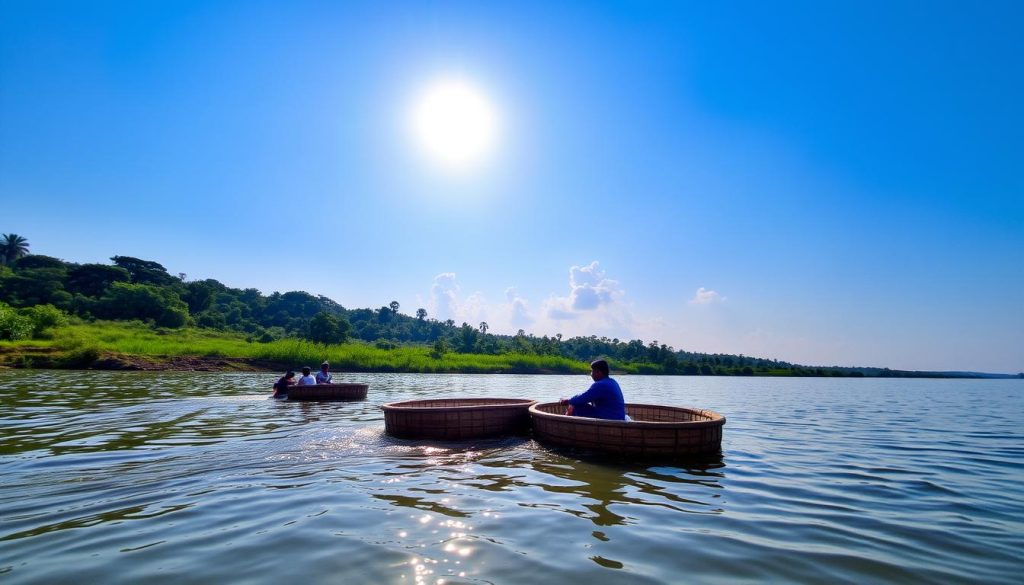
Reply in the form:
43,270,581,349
287,383,368,401
382,398,537,440
529,402,726,457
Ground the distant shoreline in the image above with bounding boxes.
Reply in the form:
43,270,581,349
1,343,1018,379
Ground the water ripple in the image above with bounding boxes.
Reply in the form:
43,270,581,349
0,371,1021,584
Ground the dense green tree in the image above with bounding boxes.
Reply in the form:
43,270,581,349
196,310,227,329
307,311,350,344
263,291,333,331
416,308,427,321
662,351,679,372
0,268,71,308
13,255,67,270
456,322,479,352
376,306,394,324
358,321,383,340
182,279,227,313
512,330,532,354
389,300,400,315
96,282,189,328
67,264,131,297
111,256,177,286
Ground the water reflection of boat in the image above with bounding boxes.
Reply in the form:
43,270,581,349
473,456,726,527
286,383,369,401
529,402,725,458
382,398,536,440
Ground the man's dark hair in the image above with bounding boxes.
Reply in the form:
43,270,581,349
302,366,311,375
590,359,610,376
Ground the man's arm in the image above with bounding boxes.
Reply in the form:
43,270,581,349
567,382,605,406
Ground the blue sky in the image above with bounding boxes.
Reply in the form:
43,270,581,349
2,1,1021,373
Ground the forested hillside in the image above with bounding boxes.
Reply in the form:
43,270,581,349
2,240,1013,377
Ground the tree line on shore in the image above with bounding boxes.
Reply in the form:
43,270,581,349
2,237,1013,378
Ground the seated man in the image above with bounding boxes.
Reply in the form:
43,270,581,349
316,361,333,384
560,359,625,420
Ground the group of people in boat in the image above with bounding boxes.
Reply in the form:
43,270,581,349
271,358,626,420
272,361,333,398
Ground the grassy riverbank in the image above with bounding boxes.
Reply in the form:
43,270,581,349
5,321,1008,378
0,321,590,374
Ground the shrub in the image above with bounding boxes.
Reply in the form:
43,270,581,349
156,307,189,328
430,338,448,359
20,304,70,336
0,302,33,340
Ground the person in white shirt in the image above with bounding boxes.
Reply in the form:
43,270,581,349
297,366,317,386
316,361,333,384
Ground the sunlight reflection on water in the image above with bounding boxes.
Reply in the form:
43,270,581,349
0,371,1021,584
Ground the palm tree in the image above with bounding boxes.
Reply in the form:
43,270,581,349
479,321,489,335
0,233,29,265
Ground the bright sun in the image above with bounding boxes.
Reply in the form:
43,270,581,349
410,77,499,170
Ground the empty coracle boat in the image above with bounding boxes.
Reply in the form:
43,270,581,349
382,398,536,440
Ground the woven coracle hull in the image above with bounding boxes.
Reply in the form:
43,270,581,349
529,402,725,457
287,383,368,401
382,398,537,440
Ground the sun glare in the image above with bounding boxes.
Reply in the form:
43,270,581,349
410,77,499,170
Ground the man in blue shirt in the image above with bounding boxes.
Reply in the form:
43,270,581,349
315,361,333,384
560,359,626,420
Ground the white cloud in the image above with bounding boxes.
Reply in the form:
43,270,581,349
539,260,622,319
505,287,534,329
546,304,578,321
459,291,488,325
426,272,488,326
421,263,645,342
568,261,618,310
690,287,725,305
538,261,639,340
430,272,460,320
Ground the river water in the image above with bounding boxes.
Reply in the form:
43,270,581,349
0,371,1021,584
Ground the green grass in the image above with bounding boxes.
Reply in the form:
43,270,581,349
2,321,589,374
